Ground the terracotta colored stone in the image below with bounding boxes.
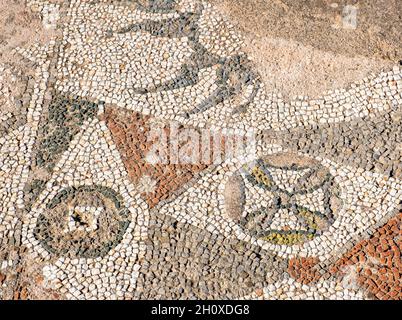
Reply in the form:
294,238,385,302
330,213,402,300
255,288,263,297
104,106,239,208
35,275,44,285
20,287,28,300
287,257,321,285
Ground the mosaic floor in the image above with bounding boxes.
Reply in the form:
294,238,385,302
0,0,401,300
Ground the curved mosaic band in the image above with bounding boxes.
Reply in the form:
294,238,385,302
33,185,130,259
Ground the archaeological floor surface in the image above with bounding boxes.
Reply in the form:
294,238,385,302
0,0,401,300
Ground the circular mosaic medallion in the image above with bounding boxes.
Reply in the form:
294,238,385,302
224,153,341,246
33,185,130,259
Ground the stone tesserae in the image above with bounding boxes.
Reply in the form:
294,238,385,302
0,0,401,300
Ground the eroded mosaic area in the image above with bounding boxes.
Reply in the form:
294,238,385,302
0,0,401,300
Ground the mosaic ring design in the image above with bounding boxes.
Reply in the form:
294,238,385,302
225,153,341,246
33,185,130,259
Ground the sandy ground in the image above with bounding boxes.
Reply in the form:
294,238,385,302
0,0,50,63
0,0,63,122
209,0,401,98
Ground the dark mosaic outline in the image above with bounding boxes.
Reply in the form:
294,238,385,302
116,2,261,117
33,185,130,259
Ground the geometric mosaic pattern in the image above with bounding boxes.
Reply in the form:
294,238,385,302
0,0,401,300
